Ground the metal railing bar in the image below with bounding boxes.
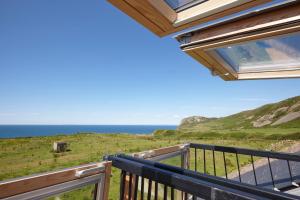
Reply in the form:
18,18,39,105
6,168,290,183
141,177,144,200
128,173,133,200
147,179,152,200
120,170,126,200
171,188,175,200
223,152,228,179
236,153,242,182
267,157,277,191
155,182,158,200
134,175,139,200
111,155,299,200
164,185,168,200
287,161,294,183
190,143,300,162
251,155,258,186
213,150,216,176
194,149,197,172
203,149,206,174
181,151,185,169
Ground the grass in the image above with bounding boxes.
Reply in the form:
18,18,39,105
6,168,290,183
178,96,300,132
0,132,297,199
154,128,300,140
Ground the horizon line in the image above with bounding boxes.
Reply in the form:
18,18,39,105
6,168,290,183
0,124,178,126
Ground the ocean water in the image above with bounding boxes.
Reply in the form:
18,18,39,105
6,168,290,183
0,125,177,138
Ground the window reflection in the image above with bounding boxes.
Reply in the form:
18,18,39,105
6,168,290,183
215,33,300,72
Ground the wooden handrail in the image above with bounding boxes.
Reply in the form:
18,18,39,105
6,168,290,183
0,161,111,199
132,143,189,159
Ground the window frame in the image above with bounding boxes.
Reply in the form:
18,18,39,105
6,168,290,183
107,0,271,37
167,0,207,12
177,1,300,80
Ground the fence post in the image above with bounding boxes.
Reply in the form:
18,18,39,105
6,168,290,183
180,145,190,200
95,161,111,200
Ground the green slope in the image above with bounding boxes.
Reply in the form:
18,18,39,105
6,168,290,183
177,96,300,138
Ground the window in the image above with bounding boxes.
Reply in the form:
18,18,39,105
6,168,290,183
107,0,269,37
177,1,300,80
215,33,300,73
108,0,300,80
164,0,206,11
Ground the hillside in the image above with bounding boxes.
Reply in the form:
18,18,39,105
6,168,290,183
178,96,300,133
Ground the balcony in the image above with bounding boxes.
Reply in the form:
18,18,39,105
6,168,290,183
1,143,300,199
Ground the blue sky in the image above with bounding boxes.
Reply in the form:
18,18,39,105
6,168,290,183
0,0,299,125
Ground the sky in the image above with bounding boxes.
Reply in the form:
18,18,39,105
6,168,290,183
0,0,300,125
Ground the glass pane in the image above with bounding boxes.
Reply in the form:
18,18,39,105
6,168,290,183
164,0,205,10
215,33,300,73
46,184,96,200
159,154,183,167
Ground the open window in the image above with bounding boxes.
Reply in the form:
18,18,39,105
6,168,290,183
107,0,270,37
176,1,300,80
108,0,300,80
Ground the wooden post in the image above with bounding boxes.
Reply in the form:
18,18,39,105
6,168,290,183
124,175,129,200
102,161,112,200
180,147,190,200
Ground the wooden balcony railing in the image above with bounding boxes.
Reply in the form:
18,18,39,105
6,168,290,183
0,161,111,200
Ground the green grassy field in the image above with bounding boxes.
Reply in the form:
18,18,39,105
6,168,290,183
155,128,300,140
0,133,297,199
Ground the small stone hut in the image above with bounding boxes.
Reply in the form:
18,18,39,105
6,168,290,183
53,142,68,153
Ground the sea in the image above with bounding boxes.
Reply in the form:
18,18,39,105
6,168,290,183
0,125,177,138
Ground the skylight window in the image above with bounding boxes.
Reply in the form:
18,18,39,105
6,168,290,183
107,0,268,37
164,0,206,11
108,0,300,80
176,1,300,80
215,33,300,73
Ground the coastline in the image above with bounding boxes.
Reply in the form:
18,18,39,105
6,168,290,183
0,124,177,139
